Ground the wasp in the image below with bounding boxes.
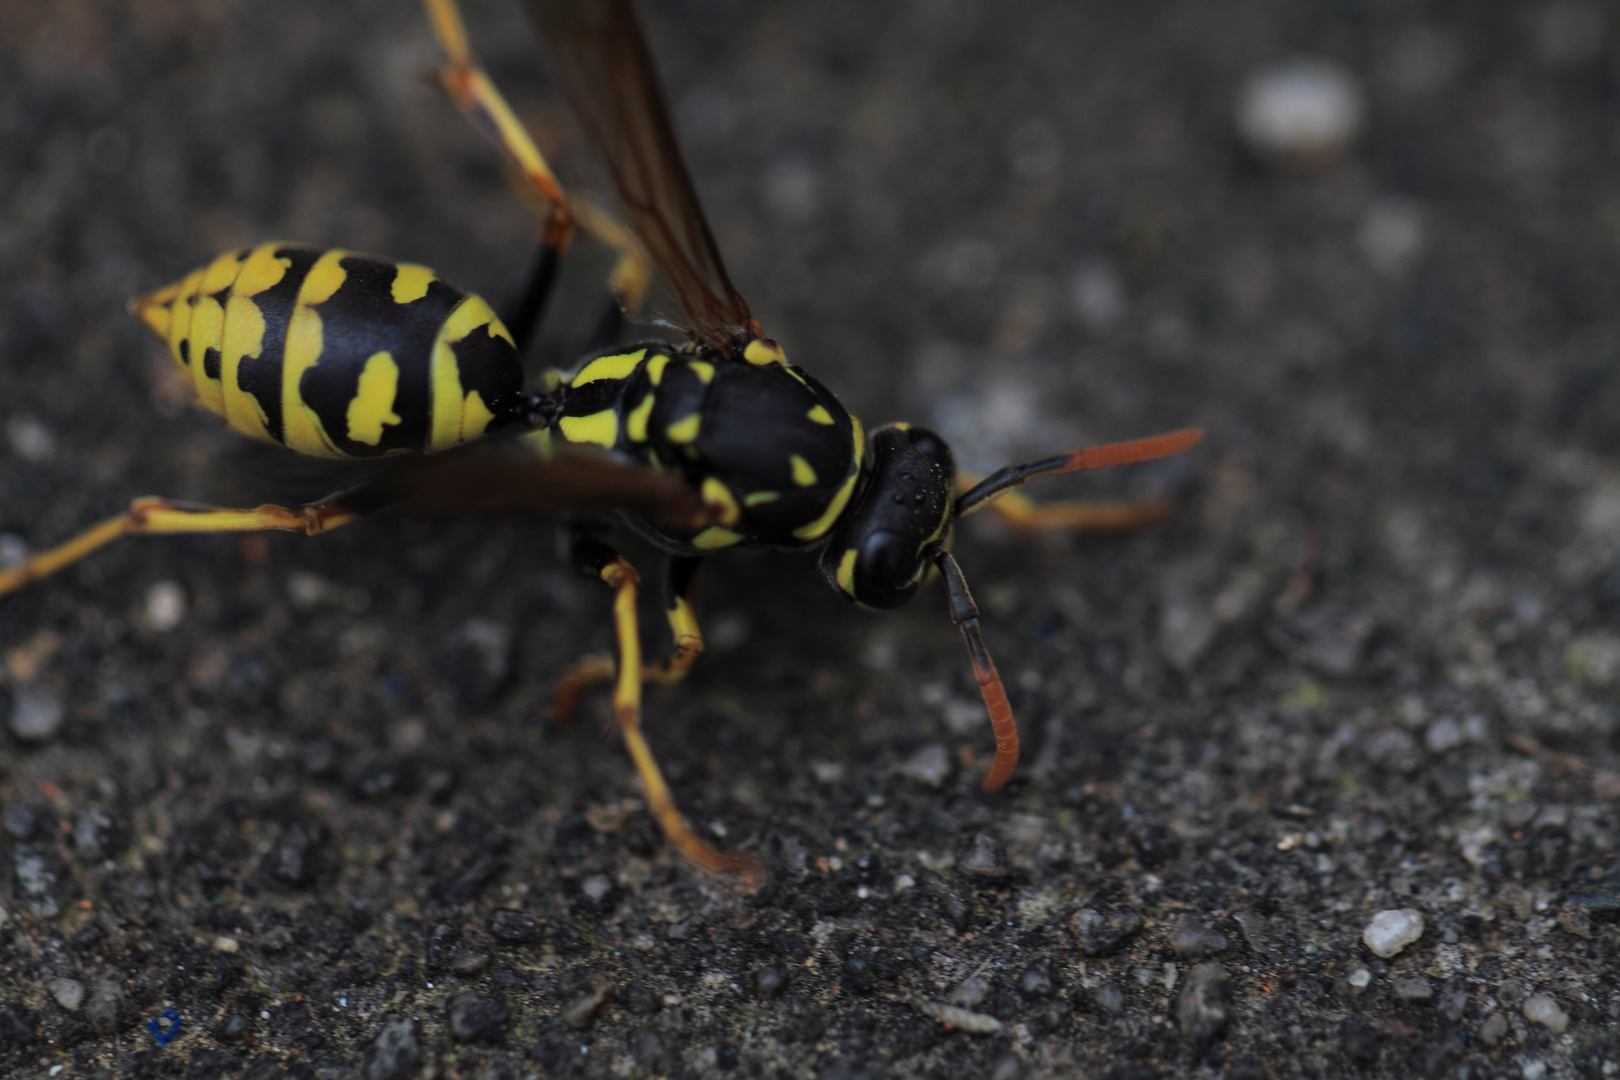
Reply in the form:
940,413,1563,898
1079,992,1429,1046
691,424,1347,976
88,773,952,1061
0,0,1201,880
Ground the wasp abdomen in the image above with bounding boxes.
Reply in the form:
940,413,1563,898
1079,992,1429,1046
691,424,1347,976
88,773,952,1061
133,243,524,459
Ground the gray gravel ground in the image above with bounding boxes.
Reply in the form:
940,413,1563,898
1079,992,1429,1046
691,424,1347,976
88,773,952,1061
3,1,1620,1078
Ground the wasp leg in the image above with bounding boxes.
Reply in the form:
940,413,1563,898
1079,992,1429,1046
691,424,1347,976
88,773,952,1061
958,484,1176,534
936,549,1019,793
421,0,653,319
550,553,706,721
0,492,368,601
648,555,704,684
569,531,761,880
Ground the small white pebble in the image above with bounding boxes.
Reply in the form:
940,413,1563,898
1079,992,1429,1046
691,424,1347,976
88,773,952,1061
1347,967,1372,989
213,936,239,953
1236,58,1364,164
1425,715,1463,753
144,580,186,632
7,415,56,463
1523,993,1569,1032
1363,908,1425,958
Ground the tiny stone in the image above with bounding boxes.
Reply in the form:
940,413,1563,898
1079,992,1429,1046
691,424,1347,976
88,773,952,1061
1072,906,1145,956
1169,917,1229,959
1232,909,1269,954
896,743,952,788
488,909,543,943
1502,801,1538,828
754,966,785,999
1092,984,1125,1013
1392,976,1432,1002
959,833,1009,880
1522,994,1569,1032
1532,804,1568,830
10,685,64,743
217,1014,251,1042
144,580,186,632
213,936,239,953
85,980,121,1033
580,874,613,902
446,992,508,1044
1557,907,1594,940
1567,864,1620,913
948,975,990,1009
560,975,614,1030
1176,962,1232,1042
1424,715,1463,753
1363,909,1424,958
1347,968,1372,990
1478,1011,1508,1046
1438,989,1467,1021
363,1016,421,1080
1497,883,1534,921
1235,57,1364,165
451,950,490,975
1496,978,1531,1008
1018,960,1053,999
47,978,85,1012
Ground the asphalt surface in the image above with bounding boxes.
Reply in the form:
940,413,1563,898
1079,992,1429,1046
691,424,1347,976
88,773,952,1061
2,1,1619,1078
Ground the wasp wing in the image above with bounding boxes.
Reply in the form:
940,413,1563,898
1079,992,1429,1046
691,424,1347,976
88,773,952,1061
528,0,757,353
359,439,710,529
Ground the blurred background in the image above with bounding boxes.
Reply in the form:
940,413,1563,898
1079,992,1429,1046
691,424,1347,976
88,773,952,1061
1,1,1618,1076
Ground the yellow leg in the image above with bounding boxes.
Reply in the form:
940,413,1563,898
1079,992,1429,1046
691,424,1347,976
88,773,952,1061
0,495,360,600
594,556,760,881
963,486,1175,534
549,554,704,722
420,0,652,317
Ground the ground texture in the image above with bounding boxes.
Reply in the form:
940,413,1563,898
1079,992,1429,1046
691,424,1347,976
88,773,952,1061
2,1,1619,1078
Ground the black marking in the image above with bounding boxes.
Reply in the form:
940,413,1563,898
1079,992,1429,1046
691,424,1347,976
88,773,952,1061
295,255,466,457
178,338,190,365
202,346,221,381
451,323,526,435
236,245,323,446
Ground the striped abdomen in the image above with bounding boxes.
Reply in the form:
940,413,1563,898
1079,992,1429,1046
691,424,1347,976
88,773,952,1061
133,243,525,459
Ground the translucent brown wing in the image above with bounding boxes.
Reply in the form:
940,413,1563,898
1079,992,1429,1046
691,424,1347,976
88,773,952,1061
528,0,757,353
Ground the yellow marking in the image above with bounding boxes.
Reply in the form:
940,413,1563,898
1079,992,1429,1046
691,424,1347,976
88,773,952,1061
461,390,495,442
701,477,740,527
522,427,554,460
688,359,715,384
891,421,911,430
233,243,294,297
282,249,348,458
430,294,513,451
626,393,656,442
792,470,859,541
186,290,227,416
646,353,670,385
391,262,437,304
130,281,178,344
666,413,701,444
743,491,778,506
441,293,515,347
558,408,619,449
346,351,403,446
219,293,274,444
201,249,244,295
163,269,204,363
807,404,834,425
647,448,662,470
851,413,866,472
743,338,786,366
835,548,858,597
692,526,741,550
790,455,818,487
573,349,646,387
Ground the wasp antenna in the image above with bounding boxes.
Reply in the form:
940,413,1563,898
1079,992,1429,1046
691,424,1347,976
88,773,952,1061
935,550,1019,792
955,427,1204,518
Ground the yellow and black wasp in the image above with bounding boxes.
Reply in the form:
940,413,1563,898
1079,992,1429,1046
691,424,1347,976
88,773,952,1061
0,0,1201,879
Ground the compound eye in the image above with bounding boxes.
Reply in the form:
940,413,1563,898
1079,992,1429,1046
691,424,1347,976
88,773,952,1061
855,529,922,608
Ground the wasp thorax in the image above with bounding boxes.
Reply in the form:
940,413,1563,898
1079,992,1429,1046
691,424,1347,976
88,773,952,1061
820,424,955,608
